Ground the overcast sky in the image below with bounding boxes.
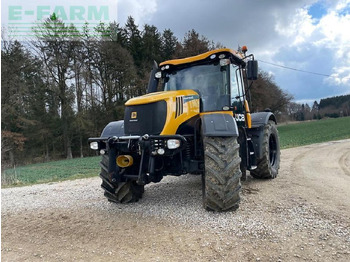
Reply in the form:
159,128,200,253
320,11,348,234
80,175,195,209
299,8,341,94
2,0,350,103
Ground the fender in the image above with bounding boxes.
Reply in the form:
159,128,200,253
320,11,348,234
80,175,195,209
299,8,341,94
101,120,125,137
251,112,276,127
201,113,239,137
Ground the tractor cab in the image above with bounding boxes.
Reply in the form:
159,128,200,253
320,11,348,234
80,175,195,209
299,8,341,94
150,48,257,128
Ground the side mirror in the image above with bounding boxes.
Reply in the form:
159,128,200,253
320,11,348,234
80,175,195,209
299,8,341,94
247,60,258,80
147,61,159,93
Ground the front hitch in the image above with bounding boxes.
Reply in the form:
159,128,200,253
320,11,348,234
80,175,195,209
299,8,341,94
107,137,120,183
136,135,151,185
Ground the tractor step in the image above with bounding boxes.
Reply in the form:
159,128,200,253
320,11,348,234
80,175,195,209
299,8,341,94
247,138,257,170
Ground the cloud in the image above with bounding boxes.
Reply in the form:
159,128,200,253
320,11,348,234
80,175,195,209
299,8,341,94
274,8,316,45
309,2,350,92
118,0,157,26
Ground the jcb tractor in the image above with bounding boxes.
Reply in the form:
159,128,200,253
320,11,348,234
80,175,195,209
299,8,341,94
89,46,280,211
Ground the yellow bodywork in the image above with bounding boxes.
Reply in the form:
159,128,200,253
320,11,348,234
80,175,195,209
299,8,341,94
126,90,200,135
244,100,252,128
200,111,233,117
160,48,244,67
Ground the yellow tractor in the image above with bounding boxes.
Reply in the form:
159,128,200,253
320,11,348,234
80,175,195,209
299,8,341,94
89,47,280,211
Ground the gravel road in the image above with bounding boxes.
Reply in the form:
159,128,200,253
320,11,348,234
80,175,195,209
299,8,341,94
2,139,350,261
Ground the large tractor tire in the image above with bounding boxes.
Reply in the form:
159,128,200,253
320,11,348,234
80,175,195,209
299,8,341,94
202,136,242,211
250,121,280,179
99,155,144,203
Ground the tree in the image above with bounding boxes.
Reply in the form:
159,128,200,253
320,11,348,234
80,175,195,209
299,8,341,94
88,22,138,120
122,16,143,70
318,94,350,118
304,103,312,120
249,71,293,115
161,29,177,60
312,101,319,112
142,24,162,64
1,40,47,166
175,29,210,58
287,102,301,121
33,15,80,159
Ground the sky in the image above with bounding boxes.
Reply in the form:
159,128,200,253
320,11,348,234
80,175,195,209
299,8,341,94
2,0,350,104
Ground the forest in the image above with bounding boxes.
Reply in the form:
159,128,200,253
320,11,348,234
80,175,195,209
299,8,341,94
1,15,347,168
286,94,350,121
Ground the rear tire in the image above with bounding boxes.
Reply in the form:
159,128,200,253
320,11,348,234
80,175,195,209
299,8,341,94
250,121,280,179
100,155,144,203
202,136,241,211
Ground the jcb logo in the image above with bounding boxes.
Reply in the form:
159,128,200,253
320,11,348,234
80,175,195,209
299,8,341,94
235,114,245,122
131,112,137,119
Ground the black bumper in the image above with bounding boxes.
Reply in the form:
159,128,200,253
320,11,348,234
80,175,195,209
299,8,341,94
88,134,187,155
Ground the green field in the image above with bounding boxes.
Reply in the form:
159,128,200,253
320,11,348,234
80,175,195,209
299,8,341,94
2,156,100,187
2,117,350,187
278,116,350,149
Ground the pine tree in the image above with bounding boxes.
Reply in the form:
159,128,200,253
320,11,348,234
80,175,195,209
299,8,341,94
161,29,177,60
176,29,210,58
1,40,48,166
123,16,143,70
142,24,162,65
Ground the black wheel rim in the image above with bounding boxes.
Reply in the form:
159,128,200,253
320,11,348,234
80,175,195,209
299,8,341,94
269,134,277,166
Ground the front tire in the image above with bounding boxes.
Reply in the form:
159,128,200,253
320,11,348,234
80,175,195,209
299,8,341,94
250,121,280,179
202,136,242,211
100,155,144,203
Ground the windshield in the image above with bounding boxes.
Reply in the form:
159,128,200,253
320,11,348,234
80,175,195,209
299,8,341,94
163,63,230,111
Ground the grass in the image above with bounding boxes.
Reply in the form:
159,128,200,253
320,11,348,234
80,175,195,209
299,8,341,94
278,116,350,149
2,117,349,188
1,156,100,188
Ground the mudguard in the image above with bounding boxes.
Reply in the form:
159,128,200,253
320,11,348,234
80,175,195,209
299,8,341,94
251,112,276,126
201,113,239,137
101,120,125,137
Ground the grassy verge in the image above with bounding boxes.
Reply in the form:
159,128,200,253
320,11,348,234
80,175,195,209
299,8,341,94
278,116,350,149
1,156,100,188
2,117,349,188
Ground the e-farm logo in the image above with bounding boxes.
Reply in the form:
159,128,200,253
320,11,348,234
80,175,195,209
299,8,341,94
8,6,109,21
4,2,117,40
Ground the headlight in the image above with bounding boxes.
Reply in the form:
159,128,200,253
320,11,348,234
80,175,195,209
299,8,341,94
157,148,165,155
167,139,181,149
220,58,231,66
155,71,162,78
90,142,99,150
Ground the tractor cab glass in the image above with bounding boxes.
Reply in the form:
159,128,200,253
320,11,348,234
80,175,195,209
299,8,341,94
163,63,233,111
230,64,244,111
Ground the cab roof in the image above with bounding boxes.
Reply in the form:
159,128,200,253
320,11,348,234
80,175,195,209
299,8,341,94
159,48,246,67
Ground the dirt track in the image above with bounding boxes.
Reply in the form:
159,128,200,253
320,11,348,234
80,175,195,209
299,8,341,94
2,139,350,261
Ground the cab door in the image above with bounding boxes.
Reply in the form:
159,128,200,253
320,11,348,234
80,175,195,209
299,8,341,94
230,64,246,127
